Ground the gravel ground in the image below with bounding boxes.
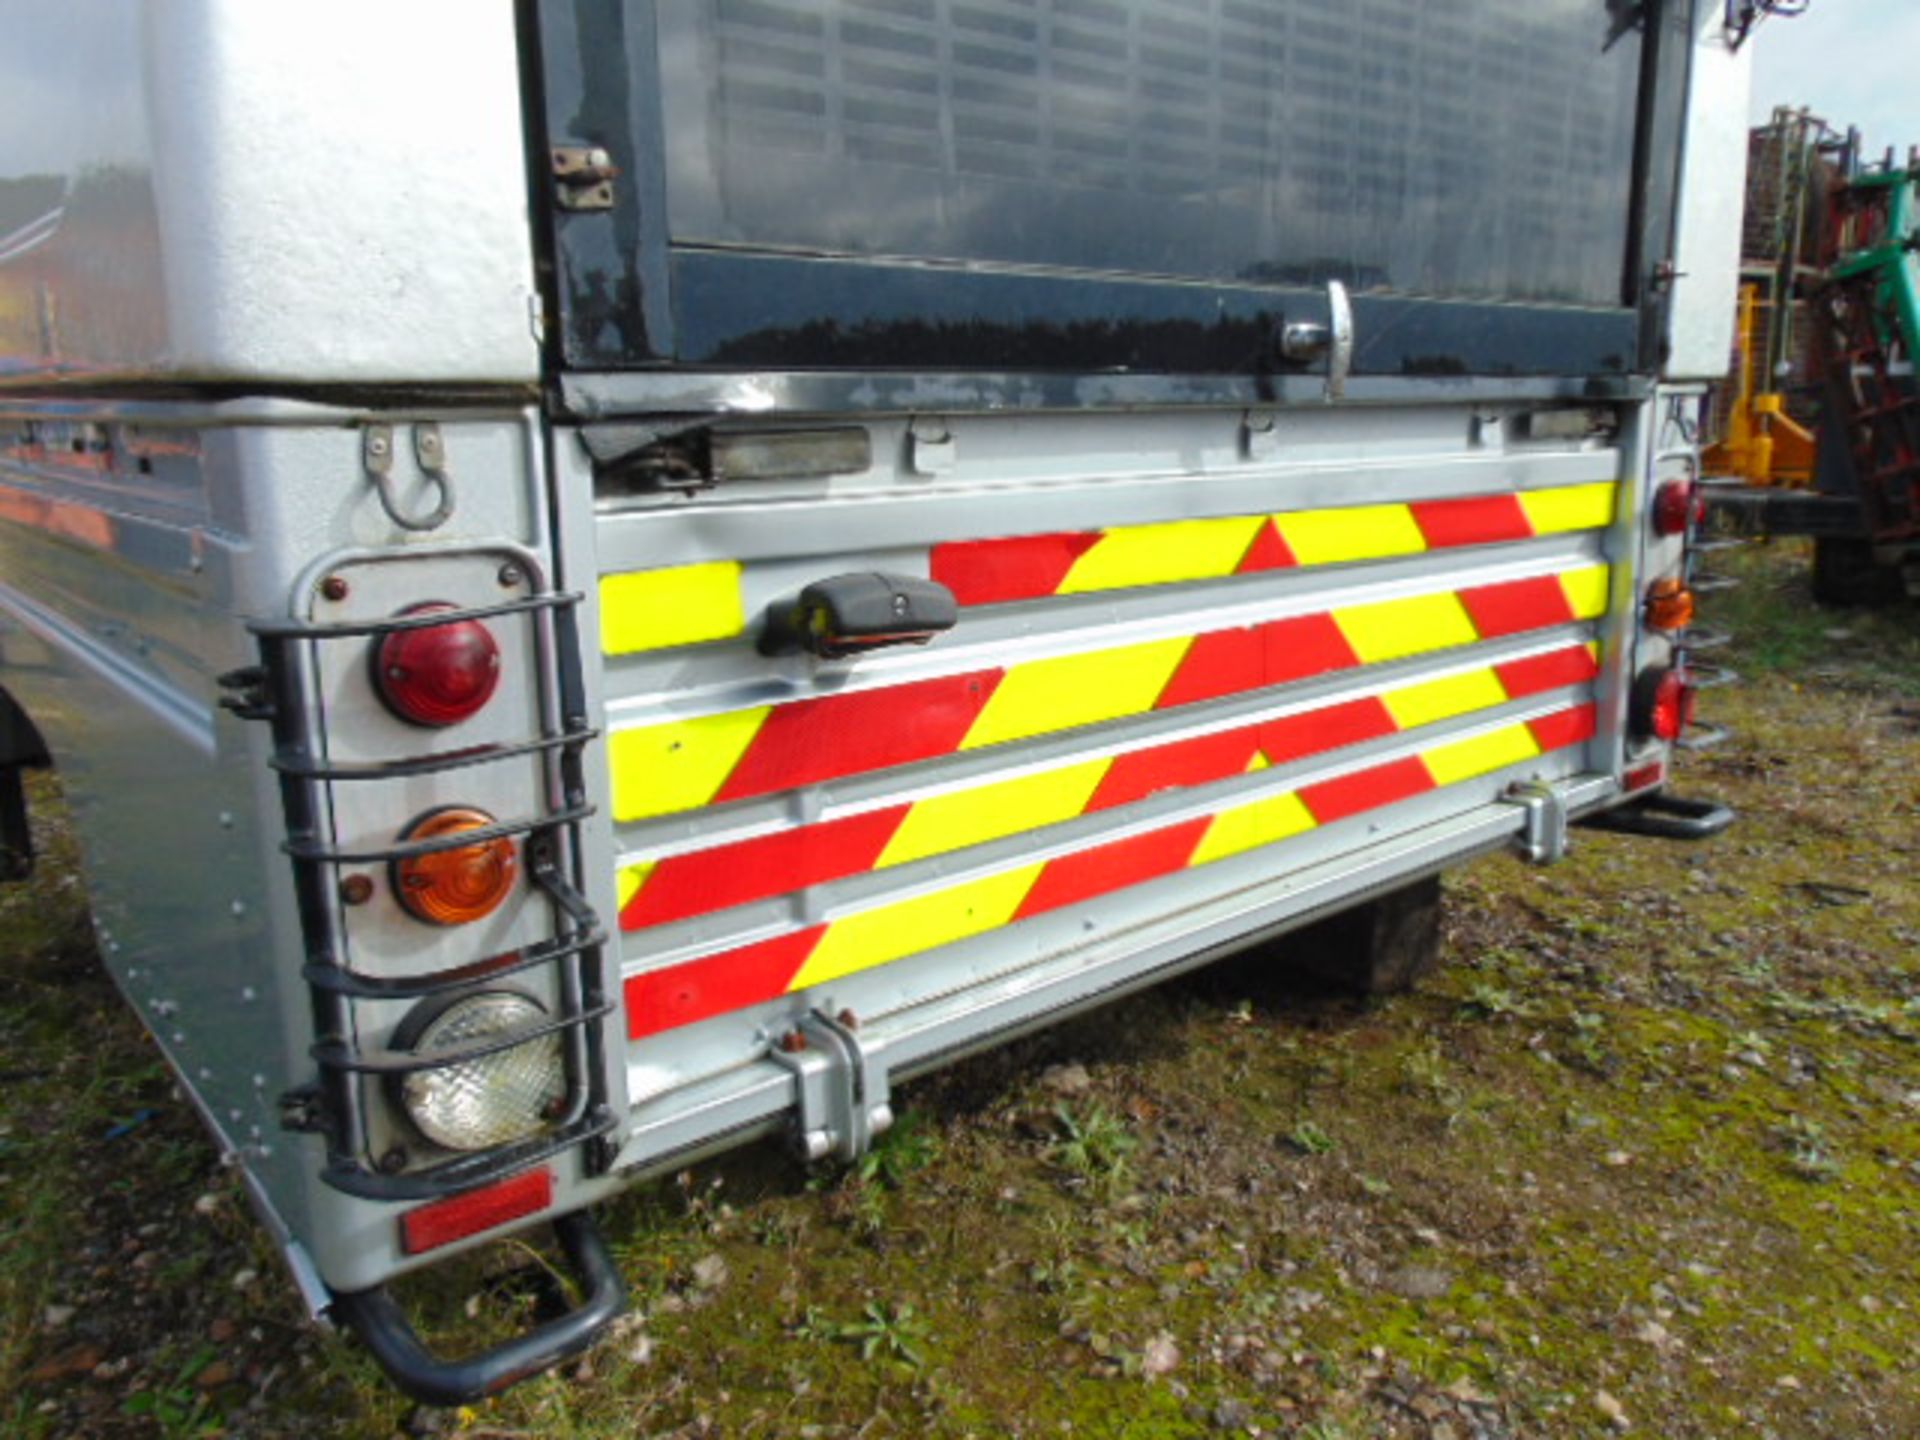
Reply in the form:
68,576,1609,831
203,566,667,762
3,540,1917,1439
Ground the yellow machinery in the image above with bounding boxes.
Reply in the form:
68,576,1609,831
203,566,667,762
1702,282,1816,486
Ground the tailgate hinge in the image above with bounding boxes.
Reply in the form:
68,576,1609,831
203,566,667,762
767,1009,894,1164
1502,779,1569,865
551,145,617,212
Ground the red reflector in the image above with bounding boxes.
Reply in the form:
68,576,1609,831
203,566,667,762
1623,760,1666,793
401,1168,553,1255
373,602,501,727
1651,480,1696,538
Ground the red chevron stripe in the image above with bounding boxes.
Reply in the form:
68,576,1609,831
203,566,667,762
1298,757,1435,824
1525,703,1597,753
930,532,1102,606
1235,519,1297,573
623,706,1597,1039
1409,495,1534,548
1457,576,1578,638
1012,819,1213,920
627,926,824,1041
1495,643,1600,698
620,806,908,931
715,670,1002,804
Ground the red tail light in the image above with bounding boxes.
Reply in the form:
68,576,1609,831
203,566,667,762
373,603,501,727
1651,480,1700,538
1631,667,1695,742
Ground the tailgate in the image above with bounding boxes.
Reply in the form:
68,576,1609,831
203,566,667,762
583,403,1628,1107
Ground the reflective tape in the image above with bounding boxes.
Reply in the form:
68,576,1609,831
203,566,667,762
624,701,1597,1040
607,568,1607,822
617,640,1600,935
600,562,746,655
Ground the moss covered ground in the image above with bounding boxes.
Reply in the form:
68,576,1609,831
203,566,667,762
3,539,1917,1438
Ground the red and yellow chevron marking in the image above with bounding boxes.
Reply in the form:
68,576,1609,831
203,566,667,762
597,482,1617,655
607,564,1610,823
616,640,1601,932
623,700,1597,1040
929,481,1614,605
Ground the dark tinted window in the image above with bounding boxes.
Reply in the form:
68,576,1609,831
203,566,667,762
657,0,1644,306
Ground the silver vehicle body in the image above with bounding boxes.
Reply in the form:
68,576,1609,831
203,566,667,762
0,0,1746,1400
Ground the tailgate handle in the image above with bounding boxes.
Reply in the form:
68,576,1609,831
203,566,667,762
759,572,958,659
1277,278,1354,401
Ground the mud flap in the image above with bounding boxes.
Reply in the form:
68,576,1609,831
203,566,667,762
329,1210,625,1407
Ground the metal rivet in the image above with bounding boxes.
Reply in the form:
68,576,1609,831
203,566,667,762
779,1030,808,1054
319,575,349,602
339,874,375,906
377,1146,408,1174
498,562,525,588
836,1008,859,1031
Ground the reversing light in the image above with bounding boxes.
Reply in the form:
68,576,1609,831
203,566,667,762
1630,666,1695,742
391,807,517,926
373,602,500,727
1643,578,1696,632
1651,480,1700,537
395,990,565,1152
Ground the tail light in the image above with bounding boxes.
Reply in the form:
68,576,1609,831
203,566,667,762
372,603,501,727
1651,480,1701,537
1643,578,1696,631
1630,666,1695,742
392,807,518,925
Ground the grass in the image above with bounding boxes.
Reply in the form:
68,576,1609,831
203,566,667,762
3,541,1918,1437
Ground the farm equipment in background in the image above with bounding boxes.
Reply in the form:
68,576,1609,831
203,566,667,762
1704,111,1920,602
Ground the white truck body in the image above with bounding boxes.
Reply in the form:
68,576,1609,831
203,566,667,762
0,0,1746,1402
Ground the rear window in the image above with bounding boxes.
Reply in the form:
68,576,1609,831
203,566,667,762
656,0,1644,307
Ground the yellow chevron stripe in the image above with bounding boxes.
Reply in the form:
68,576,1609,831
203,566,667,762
1420,722,1542,787
879,758,1112,867
1057,516,1266,594
601,563,746,655
1517,482,1616,536
960,635,1192,750
608,705,770,822
788,864,1045,989
779,713,1563,995
1558,564,1612,620
1272,503,1428,566
1332,590,1479,665
1383,668,1510,730
616,863,651,913
1189,784,1317,865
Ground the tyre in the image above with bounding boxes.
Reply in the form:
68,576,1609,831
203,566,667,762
1811,536,1903,606
1281,875,1445,996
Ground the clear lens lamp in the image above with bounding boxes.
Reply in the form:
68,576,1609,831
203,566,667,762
397,991,566,1152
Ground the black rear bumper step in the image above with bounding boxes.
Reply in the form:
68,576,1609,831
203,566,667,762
1579,791,1735,842
330,1210,625,1407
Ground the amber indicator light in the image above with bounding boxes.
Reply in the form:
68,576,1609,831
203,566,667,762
392,807,517,926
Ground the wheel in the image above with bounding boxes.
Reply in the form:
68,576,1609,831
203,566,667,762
1811,536,1903,606
1285,875,1444,996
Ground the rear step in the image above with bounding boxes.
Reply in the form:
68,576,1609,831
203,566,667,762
330,1211,625,1407
1579,791,1735,842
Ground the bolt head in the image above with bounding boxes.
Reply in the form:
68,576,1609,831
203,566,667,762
339,874,375,906
779,1029,808,1054
377,1146,408,1175
319,575,349,602
497,562,525,588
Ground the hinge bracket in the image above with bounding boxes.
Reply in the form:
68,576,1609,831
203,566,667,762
551,145,617,212
1503,779,1570,865
767,1009,894,1164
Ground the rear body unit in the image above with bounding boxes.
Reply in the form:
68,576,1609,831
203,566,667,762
0,0,1742,1401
